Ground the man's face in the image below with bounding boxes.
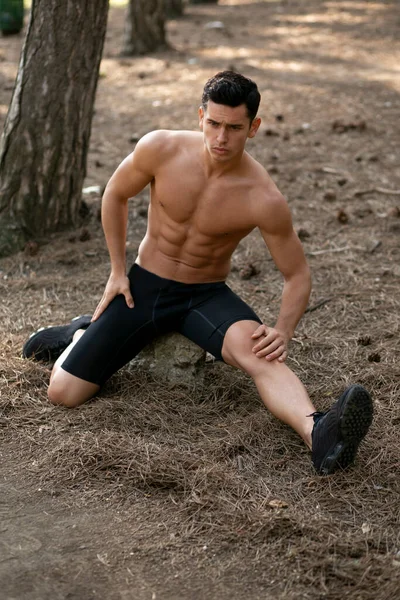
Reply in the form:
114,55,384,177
199,100,261,162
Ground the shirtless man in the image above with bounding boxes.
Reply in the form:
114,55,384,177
23,71,373,475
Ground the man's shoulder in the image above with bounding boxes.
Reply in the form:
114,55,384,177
134,130,200,167
139,129,201,149
244,152,279,193
243,154,289,223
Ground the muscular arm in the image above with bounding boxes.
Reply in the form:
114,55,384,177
252,178,311,360
92,131,166,320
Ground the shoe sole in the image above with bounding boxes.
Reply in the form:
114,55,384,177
320,385,373,475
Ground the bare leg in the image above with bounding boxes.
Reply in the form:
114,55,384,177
222,320,316,448
48,330,100,408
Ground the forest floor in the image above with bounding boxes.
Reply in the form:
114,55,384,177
1,1,400,599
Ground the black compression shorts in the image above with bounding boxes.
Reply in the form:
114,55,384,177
62,263,262,386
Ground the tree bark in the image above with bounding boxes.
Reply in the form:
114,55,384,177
0,0,109,257
123,0,168,56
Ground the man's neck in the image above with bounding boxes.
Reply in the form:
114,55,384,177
202,147,245,178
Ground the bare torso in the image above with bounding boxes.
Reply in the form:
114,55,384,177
96,117,309,329
136,131,266,283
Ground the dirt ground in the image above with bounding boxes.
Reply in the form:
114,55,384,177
1,1,400,599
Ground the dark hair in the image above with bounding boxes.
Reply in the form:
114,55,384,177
202,71,261,122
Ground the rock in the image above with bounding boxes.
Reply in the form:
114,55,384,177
82,185,102,196
131,332,206,384
204,21,225,30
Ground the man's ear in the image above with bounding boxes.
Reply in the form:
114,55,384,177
198,106,204,130
248,117,261,139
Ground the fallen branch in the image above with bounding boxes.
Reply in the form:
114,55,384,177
369,240,382,254
321,166,343,174
305,298,333,313
307,245,351,256
354,187,400,197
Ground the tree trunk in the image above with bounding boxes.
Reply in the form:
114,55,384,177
165,0,184,18
123,0,168,56
0,0,109,257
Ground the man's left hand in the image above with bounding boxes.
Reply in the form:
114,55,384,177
251,324,289,362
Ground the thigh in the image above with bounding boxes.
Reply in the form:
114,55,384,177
62,293,158,386
177,284,262,360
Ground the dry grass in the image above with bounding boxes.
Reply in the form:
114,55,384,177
1,255,400,599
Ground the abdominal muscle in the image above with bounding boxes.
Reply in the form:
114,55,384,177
134,156,256,283
135,202,248,284
136,232,235,283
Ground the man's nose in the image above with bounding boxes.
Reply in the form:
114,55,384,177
217,127,228,143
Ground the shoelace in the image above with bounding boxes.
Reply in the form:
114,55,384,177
307,411,326,424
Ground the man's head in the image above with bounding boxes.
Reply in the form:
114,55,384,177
201,71,261,123
199,71,261,162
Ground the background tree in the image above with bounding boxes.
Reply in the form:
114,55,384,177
0,0,24,35
0,0,109,257
165,0,184,18
123,0,168,56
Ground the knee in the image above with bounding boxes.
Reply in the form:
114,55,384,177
223,343,290,380
47,380,81,408
223,345,267,378
238,356,269,379
47,368,99,408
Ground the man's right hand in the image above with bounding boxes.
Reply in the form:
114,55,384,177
92,273,134,322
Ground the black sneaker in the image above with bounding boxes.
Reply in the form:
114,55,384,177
311,384,373,475
22,315,92,362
